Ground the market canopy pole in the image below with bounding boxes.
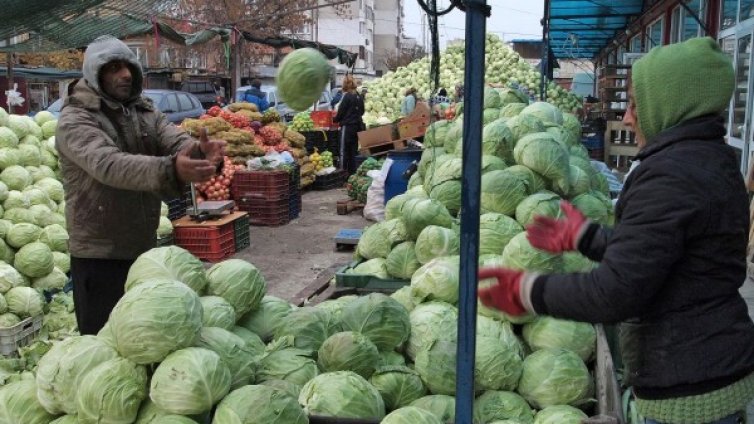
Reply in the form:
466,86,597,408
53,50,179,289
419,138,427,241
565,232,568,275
540,0,551,100
455,0,488,421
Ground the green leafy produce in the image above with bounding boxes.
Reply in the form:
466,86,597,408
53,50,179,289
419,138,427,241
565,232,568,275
534,405,588,424
499,103,527,118
38,224,68,253
0,379,56,424
52,251,70,273
415,225,459,264
369,366,426,410
476,315,526,358
298,371,386,419
349,258,389,279
379,350,406,367
14,241,54,277
109,279,203,364
76,357,148,424
277,48,332,111
414,338,457,395
423,120,450,148
340,293,410,352
229,326,266,355
200,296,236,330
386,241,421,279
357,222,396,259
517,348,592,409
257,346,319,386
0,165,31,190
382,406,442,424
475,336,524,391
502,232,563,273
259,379,303,398
150,347,231,415
515,191,562,227
195,327,258,389
317,331,380,378
6,223,41,249
273,307,329,351
505,113,546,144
31,267,67,291
6,286,44,318
206,259,267,317
125,246,208,294
407,302,458,360
212,384,308,424
34,177,64,202
0,312,20,327
411,256,460,304
521,101,564,126
0,262,23,293
473,390,535,424
238,295,295,342
571,192,610,225
513,132,570,189
523,317,596,361
401,198,454,240
479,213,523,256
389,286,416,312
481,170,528,216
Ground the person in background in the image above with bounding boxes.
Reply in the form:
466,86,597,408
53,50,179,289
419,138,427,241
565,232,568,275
330,87,343,108
478,37,754,424
401,87,417,116
432,88,451,119
454,83,464,103
56,35,225,335
333,75,364,175
243,79,269,112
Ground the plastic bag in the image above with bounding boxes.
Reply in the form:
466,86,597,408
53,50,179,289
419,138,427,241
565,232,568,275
363,167,389,222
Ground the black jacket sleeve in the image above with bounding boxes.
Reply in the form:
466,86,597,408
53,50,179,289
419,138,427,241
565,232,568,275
577,223,613,262
530,163,693,324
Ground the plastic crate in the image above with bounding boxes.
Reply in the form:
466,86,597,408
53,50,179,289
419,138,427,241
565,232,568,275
233,214,250,252
231,170,290,200
335,261,409,291
237,197,291,226
288,193,301,219
166,197,188,221
174,223,235,262
310,110,335,128
0,315,43,357
311,170,347,191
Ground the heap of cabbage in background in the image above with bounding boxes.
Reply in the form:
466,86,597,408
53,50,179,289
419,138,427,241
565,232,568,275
362,34,582,124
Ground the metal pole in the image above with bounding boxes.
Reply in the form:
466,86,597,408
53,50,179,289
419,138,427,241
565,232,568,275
5,40,13,114
455,0,486,422
541,0,551,100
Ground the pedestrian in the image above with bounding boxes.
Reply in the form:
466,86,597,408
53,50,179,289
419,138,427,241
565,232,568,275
333,75,365,176
56,35,226,335
454,83,464,102
478,37,754,424
243,79,270,112
432,88,451,119
401,87,418,116
330,87,343,108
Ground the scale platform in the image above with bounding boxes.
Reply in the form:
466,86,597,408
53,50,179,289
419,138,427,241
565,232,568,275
334,229,363,251
188,200,235,221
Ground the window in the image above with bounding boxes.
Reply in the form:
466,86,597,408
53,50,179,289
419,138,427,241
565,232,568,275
190,95,201,109
630,34,642,52
617,45,627,63
646,18,663,49
741,0,754,21
359,22,365,34
671,6,682,43
682,0,706,41
164,95,178,113
178,94,194,111
721,0,738,30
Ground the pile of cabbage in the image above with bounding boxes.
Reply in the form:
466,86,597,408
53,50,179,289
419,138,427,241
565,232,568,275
0,109,73,328
362,34,583,124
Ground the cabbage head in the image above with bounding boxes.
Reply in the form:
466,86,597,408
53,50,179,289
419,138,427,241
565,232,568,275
195,327,258,389
340,293,410,351
0,148,20,171
39,224,68,252
3,190,28,210
109,279,203,364
410,395,456,423
562,252,597,273
6,222,41,249
52,251,70,274
35,335,119,415
259,379,303,399
125,246,208,294
401,198,453,240
14,241,53,277
213,385,308,424
50,416,77,424
257,346,318,386
206,259,266,317
0,262,22,294
484,108,501,125
229,326,266,356
0,379,56,424
569,155,596,178
521,101,564,126
475,336,524,392
481,170,528,216
31,267,67,291
273,307,329,351
482,155,508,174
5,207,36,225
385,194,414,221
517,348,593,408
568,165,591,197
407,301,458,360
484,86,502,109
515,191,562,227
482,119,515,160
505,113,545,144
34,177,64,202
379,350,406,367
0,165,31,191
357,221,397,259
479,213,523,255
6,286,44,318
414,338,457,395
382,406,442,424
238,295,295,342
514,132,570,185
0,127,18,148
418,148,447,178
200,296,236,330
423,120,450,148
499,103,527,118
476,315,526,359
523,317,596,361
276,48,332,111
150,347,231,415
534,405,588,424
408,172,424,190
157,217,173,238
571,193,610,225
411,256,460,304
429,179,462,216
318,331,380,378
298,371,386,419
502,232,563,273
386,241,421,279
390,285,416,312
370,366,426,410
24,187,50,206
76,357,148,424
0,312,19,327
0,294,5,314
415,225,459,264
472,390,534,424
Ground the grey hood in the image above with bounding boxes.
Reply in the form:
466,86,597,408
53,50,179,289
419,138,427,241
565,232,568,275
82,35,143,101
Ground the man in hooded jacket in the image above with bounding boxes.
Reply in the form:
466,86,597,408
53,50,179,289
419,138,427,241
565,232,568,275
56,35,225,335
478,37,754,423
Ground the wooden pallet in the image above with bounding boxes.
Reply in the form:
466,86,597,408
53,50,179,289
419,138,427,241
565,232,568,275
358,138,409,157
336,199,364,215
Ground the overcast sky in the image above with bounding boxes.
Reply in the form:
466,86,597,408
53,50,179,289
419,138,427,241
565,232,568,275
402,0,544,48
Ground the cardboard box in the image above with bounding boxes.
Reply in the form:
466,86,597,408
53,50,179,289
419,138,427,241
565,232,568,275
398,118,429,139
358,124,397,148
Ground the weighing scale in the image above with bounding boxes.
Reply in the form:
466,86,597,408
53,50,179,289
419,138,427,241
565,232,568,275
188,184,235,222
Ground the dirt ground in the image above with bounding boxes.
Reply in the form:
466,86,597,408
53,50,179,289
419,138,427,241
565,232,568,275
230,187,369,301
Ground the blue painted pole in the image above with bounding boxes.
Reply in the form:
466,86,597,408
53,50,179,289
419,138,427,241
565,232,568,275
454,0,486,422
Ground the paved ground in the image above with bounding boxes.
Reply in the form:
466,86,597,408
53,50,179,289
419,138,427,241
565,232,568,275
230,188,369,301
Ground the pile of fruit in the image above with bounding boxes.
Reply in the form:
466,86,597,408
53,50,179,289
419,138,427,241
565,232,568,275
346,157,383,203
310,149,334,173
193,157,244,202
289,112,315,132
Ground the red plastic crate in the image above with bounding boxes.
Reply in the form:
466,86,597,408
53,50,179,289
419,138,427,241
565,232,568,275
236,197,290,226
174,223,235,262
231,170,290,200
311,110,335,128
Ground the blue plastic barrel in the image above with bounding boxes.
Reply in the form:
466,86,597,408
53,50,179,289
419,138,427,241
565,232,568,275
384,149,423,204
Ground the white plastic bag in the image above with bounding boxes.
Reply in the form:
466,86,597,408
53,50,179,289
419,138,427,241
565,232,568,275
4,83,24,108
363,167,388,222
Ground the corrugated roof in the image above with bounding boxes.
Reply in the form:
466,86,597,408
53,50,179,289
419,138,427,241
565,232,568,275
548,0,645,59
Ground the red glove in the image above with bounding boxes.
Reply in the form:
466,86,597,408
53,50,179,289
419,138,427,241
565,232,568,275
526,201,588,253
477,268,527,317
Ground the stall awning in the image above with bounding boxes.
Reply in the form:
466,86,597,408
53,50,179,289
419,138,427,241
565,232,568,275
0,66,82,79
547,0,645,59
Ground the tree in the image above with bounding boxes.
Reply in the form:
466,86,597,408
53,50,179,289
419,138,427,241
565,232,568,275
383,45,427,71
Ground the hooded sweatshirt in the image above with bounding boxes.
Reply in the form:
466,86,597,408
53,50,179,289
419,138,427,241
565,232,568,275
56,35,195,259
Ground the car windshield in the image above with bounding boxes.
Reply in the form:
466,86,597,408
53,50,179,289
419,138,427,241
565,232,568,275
144,92,163,105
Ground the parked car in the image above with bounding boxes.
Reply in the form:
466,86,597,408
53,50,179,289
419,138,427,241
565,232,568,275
45,89,205,124
181,80,222,108
234,85,333,122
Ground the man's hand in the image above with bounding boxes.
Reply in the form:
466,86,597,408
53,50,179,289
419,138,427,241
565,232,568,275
477,268,528,317
526,201,588,253
175,142,216,184
198,127,226,166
